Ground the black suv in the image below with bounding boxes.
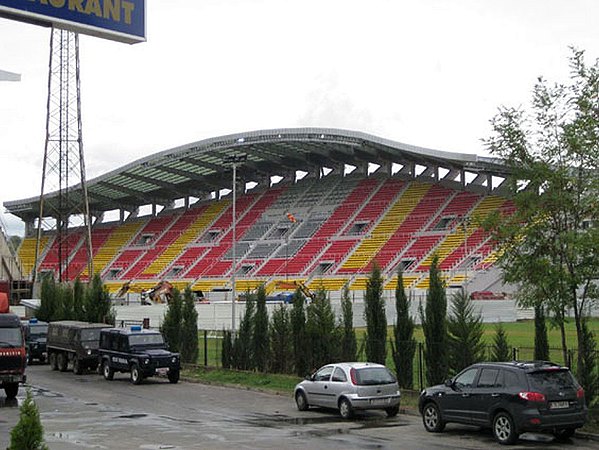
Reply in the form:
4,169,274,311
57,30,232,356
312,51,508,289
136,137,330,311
98,326,180,384
22,318,48,364
419,361,587,445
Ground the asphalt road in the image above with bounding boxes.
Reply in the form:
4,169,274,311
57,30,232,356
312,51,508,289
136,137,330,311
0,364,597,449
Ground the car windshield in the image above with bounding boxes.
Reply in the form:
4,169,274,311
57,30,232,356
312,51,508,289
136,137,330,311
81,329,103,341
129,334,165,346
528,369,576,390
30,325,48,337
0,328,23,347
355,367,396,385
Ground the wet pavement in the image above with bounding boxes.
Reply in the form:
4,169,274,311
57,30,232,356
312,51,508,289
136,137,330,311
1,365,597,449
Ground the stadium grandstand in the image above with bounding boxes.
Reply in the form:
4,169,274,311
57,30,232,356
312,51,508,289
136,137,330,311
4,128,516,301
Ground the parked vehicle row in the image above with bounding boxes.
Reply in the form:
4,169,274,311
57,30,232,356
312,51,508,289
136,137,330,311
45,321,180,384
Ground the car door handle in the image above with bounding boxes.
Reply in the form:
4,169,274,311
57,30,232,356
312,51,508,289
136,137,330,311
461,393,470,398
491,393,500,398
324,385,328,389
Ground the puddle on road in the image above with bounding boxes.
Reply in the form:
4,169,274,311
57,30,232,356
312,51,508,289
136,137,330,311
245,412,407,432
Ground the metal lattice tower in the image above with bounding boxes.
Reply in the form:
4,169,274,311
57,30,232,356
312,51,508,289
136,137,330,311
33,28,93,283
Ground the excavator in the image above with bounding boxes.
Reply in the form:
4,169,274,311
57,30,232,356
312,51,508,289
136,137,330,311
116,281,174,305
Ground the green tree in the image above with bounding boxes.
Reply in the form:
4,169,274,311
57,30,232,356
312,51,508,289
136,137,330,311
420,255,449,385
391,270,416,389
161,288,183,353
447,290,485,373
221,329,233,369
492,323,511,362
364,262,387,364
252,284,270,372
534,304,550,361
269,303,291,374
84,274,115,324
180,287,199,364
72,277,85,320
233,292,254,370
578,319,598,405
290,289,308,376
306,288,338,370
339,285,357,362
37,274,58,322
483,48,599,392
59,283,74,320
9,389,48,450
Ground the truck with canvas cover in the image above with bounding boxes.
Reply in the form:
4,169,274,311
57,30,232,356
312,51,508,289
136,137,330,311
0,292,27,399
47,321,112,374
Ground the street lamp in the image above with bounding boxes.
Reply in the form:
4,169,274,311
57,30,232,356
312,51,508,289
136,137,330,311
224,153,247,330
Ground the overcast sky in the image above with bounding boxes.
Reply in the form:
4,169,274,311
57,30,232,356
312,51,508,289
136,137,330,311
1,0,598,236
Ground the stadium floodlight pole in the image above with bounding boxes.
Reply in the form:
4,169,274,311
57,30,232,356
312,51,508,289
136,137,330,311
224,153,247,331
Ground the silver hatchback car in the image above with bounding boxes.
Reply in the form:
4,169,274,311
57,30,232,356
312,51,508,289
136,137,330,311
294,362,401,419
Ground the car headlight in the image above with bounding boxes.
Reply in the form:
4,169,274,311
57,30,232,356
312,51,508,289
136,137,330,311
143,358,150,365
86,349,92,355
171,356,177,364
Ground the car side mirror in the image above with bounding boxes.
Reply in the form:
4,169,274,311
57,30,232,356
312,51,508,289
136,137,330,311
444,378,453,388
305,374,313,381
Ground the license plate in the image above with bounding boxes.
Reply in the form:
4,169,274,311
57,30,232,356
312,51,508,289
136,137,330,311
550,401,570,409
156,367,169,375
369,398,390,405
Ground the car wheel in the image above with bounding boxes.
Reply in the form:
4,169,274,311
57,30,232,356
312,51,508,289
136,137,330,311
49,353,58,371
102,360,114,381
4,383,18,400
385,406,399,418
422,402,445,432
73,358,83,375
130,363,143,385
553,427,575,441
168,370,180,384
295,391,309,411
493,411,518,445
57,353,68,372
339,398,353,420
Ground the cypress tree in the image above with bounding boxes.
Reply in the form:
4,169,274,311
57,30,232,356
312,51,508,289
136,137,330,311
306,288,337,369
72,277,85,320
9,389,48,450
534,304,549,361
340,285,357,362
269,303,291,373
252,284,270,372
222,329,233,369
420,255,449,385
391,270,416,389
60,283,74,320
290,289,308,376
84,274,115,324
180,287,199,364
37,274,57,322
161,288,183,353
447,289,485,373
578,318,598,405
234,292,254,370
492,323,511,362
364,262,387,364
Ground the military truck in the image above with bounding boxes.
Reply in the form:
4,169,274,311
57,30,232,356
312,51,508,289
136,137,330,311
22,318,48,364
47,321,112,374
0,292,26,399
99,325,180,384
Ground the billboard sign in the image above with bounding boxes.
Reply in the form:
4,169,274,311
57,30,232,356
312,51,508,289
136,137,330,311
0,0,145,44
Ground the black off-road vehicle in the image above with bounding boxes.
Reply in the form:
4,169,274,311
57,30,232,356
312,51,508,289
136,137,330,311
47,321,112,374
98,325,180,384
22,318,48,364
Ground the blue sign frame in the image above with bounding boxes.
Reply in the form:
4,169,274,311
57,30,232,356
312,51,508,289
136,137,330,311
0,0,145,44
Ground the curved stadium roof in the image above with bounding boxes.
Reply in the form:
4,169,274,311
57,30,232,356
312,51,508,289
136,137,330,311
4,128,510,222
